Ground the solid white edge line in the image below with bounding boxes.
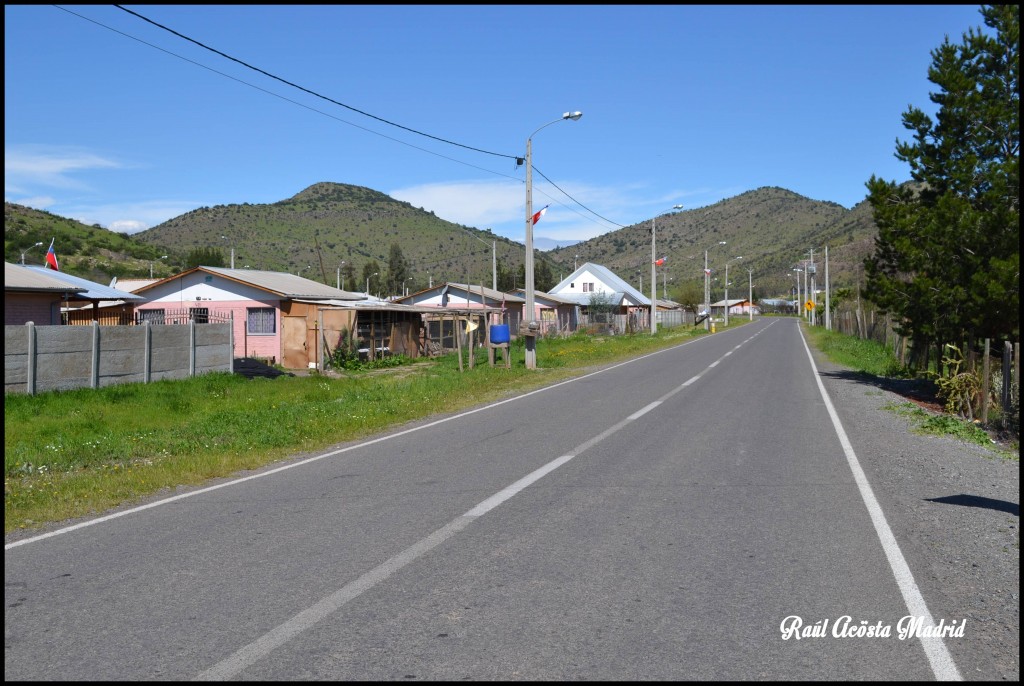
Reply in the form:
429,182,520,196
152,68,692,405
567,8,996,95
796,322,962,681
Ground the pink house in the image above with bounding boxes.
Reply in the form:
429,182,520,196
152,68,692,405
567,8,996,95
132,266,364,367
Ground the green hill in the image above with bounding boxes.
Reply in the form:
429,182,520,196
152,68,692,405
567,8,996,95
5,182,882,298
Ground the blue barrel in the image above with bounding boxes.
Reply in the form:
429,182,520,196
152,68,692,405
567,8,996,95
490,324,510,344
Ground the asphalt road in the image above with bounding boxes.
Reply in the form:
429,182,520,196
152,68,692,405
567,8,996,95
5,318,1018,680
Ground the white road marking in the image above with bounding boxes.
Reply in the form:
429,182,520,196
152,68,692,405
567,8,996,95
797,323,962,682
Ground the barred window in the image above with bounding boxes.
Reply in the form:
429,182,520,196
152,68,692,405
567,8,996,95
247,307,276,334
190,307,209,324
138,309,165,325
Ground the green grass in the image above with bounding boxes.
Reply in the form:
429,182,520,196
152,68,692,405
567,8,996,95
803,324,1016,458
803,325,911,377
5,322,730,533
882,401,1009,452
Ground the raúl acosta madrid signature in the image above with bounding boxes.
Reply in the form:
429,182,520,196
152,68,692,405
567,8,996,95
780,615,966,640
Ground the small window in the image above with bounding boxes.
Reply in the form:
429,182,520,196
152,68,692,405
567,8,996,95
138,309,165,325
190,307,209,324
247,307,276,334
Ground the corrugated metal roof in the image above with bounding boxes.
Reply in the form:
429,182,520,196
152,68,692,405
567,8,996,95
398,282,525,304
18,265,143,300
293,298,502,314
136,267,367,300
510,288,579,306
5,262,86,293
550,262,650,305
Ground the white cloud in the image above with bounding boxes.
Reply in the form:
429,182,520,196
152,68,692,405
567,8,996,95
4,145,121,191
389,179,522,229
61,200,201,234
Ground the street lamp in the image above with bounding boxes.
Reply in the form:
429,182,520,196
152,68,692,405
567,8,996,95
651,204,684,334
747,268,754,321
793,267,804,317
704,241,727,330
150,255,168,279
336,261,345,290
20,241,44,265
724,256,742,326
524,110,582,369
366,272,378,296
220,235,235,269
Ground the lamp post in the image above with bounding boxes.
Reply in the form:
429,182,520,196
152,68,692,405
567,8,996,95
524,111,582,369
220,235,235,269
724,256,742,326
150,255,168,279
20,241,44,265
793,267,803,317
704,241,727,330
747,268,754,321
650,204,683,335
336,261,345,290
824,245,831,331
366,272,378,296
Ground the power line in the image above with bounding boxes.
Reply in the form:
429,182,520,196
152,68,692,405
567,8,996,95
114,5,518,162
55,5,633,236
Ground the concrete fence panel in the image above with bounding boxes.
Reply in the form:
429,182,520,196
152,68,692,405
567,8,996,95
5,321,233,396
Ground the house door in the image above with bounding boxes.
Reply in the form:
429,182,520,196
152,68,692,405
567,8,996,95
282,315,309,369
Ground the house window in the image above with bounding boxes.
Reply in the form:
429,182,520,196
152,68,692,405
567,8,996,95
190,307,209,324
138,309,165,325
247,307,276,334
583,282,594,292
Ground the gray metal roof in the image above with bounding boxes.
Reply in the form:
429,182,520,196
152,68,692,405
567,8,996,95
17,265,144,300
549,262,651,306
5,262,86,294
293,298,502,314
140,267,367,300
510,288,583,306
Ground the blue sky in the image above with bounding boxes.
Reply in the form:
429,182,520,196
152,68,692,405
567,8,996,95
5,4,988,247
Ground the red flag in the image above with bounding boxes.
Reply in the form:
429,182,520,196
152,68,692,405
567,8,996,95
531,205,549,225
703,268,712,275
654,255,666,266
45,238,59,271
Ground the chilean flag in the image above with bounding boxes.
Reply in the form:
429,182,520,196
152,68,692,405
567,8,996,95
654,255,667,266
531,205,549,225
703,268,712,275
45,238,59,271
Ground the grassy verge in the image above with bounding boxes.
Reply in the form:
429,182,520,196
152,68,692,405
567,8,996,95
5,322,733,533
803,324,1017,458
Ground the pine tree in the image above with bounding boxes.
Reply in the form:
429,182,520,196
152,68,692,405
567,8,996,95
386,242,410,296
864,4,1019,366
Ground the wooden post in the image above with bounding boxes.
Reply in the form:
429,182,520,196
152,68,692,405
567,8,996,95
455,313,463,372
981,338,990,424
1002,341,1012,429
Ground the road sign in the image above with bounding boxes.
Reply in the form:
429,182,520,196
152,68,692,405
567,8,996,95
805,300,815,311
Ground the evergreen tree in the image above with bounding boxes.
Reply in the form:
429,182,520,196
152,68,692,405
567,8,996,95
386,242,410,296
535,259,555,292
361,260,382,296
185,247,225,269
864,4,1019,364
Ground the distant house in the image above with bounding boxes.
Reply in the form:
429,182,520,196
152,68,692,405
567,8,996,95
510,288,580,335
545,262,653,333
4,262,85,325
10,264,147,325
398,282,524,330
710,298,759,316
132,266,365,367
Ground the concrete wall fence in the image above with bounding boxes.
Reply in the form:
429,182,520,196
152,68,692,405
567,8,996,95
5,321,234,396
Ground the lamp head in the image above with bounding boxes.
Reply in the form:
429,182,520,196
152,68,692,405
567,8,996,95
563,111,583,121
